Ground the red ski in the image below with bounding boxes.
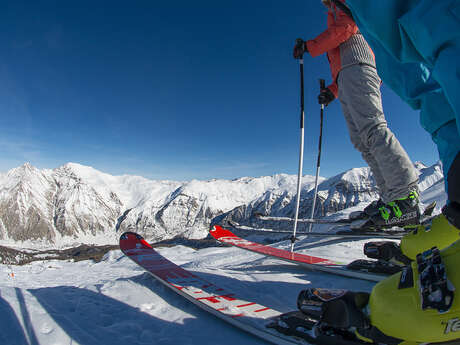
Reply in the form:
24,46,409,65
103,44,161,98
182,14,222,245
210,225,387,282
119,231,312,345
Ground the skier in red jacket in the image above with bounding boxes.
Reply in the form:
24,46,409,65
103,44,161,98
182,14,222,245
293,0,420,230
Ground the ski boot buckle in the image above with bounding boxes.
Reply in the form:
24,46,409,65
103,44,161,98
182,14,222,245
416,247,454,313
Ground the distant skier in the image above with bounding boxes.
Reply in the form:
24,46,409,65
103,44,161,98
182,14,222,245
293,0,420,230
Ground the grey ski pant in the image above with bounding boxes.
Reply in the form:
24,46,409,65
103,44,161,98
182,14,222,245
337,64,419,203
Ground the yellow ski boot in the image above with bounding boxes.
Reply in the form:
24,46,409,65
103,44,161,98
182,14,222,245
358,215,460,344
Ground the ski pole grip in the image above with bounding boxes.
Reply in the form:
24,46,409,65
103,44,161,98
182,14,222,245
295,38,305,59
319,79,325,90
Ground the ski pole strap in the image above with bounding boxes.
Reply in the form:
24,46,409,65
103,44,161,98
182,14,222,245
416,247,454,313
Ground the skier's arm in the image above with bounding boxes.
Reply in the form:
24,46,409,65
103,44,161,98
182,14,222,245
306,10,357,57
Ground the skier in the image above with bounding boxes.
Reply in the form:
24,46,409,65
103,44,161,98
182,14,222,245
293,0,421,230
285,1,460,344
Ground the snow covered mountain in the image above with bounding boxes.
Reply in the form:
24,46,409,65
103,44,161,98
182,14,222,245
0,161,445,248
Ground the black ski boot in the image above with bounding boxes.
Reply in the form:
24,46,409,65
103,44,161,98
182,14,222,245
353,191,421,231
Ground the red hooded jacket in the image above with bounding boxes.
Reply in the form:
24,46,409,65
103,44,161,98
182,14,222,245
306,1,371,98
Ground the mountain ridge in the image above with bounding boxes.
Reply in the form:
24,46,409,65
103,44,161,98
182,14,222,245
0,161,445,249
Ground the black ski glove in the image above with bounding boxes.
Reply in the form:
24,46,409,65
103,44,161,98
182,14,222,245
318,87,335,106
293,38,308,59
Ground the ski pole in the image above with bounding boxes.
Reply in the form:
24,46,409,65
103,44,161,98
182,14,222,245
308,79,326,233
291,39,305,252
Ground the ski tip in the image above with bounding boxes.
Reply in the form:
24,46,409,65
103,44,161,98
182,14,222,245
209,225,238,242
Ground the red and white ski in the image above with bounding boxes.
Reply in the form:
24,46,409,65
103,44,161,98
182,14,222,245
119,231,311,345
210,225,387,282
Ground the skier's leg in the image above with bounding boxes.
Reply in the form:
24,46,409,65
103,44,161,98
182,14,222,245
337,87,388,197
338,74,394,222
338,64,419,204
338,64,420,228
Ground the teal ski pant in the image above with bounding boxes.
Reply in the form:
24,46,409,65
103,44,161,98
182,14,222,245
346,0,460,198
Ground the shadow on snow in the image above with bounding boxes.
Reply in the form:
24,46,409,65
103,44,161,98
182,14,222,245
0,289,29,345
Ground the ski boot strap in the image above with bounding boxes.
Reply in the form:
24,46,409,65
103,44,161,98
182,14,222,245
416,247,454,313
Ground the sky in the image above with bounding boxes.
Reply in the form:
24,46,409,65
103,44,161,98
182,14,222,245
0,0,439,181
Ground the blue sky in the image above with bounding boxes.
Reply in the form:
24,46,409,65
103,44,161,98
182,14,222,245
0,0,438,180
